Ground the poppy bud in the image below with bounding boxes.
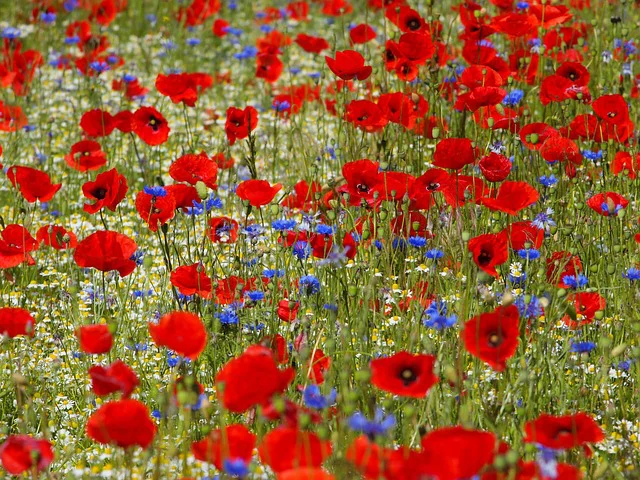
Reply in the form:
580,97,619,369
195,181,208,199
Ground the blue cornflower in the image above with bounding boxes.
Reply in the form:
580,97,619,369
167,351,181,368
623,268,640,281
423,301,457,330
515,295,543,319
122,73,137,83
392,238,407,250
532,208,556,230
502,89,525,106
562,274,588,289
539,175,558,187
316,224,334,235
316,246,348,266
618,360,631,371
241,224,265,239
303,385,337,410
129,250,145,266
570,341,596,354
245,290,265,302
600,202,624,216
260,24,274,33
273,100,291,112
517,248,540,260
2,28,21,39
225,27,244,36
217,307,239,325
126,343,148,352
299,275,321,295
64,35,80,45
536,447,558,479
272,219,297,231
144,185,167,197
64,0,78,11
292,241,310,259
263,269,285,278
323,303,338,312
425,248,444,260
348,409,396,436
41,12,56,24
223,459,248,478
516,1,529,8
408,236,427,248
509,272,527,285
89,61,110,74
233,45,257,60
374,240,384,250
582,150,602,161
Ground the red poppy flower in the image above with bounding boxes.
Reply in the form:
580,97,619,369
563,292,606,328
277,299,300,322
0,435,54,475
135,188,176,232
155,72,213,107
322,0,353,15
461,304,520,371
281,180,322,211
149,311,207,360
191,424,256,469
86,399,156,449
295,34,329,54
433,138,478,170
169,152,218,189
82,168,128,214
76,324,113,354
113,110,133,133
0,307,36,338
325,50,372,81
170,263,213,299
215,345,294,413
586,192,628,217
507,221,544,250
468,230,509,278
477,181,539,215
80,109,116,137
421,427,496,480
388,32,435,65
556,61,590,87
478,152,512,182
539,136,582,165
344,100,388,133
592,94,629,125
91,0,117,25
132,106,170,146
307,349,330,384
65,140,107,172
387,5,427,33
524,413,604,453
519,122,559,150
611,151,640,179
6,166,62,203
0,224,38,269
546,251,583,288
370,351,438,398
206,216,239,244
260,334,290,364
89,360,139,397
225,106,259,145
236,179,282,207
259,427,332,473
112,77,149,100
74,230,137,277
350,24,376,44
256,53,284,83
345,435,383,478
277,468,335,480
36,225,78,250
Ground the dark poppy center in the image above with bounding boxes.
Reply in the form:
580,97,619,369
427,182,440,191
399,367,417,386
385,49,396,62
478,250,492,266
356,183,370,193
608,112,616,118
407,18,421,30
568,72,576,80
148,116,160,131
357,115,369,122
553,427,574,439
488,332,503,347
92,187,107,199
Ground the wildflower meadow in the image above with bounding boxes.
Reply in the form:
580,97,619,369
0,0,639,478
